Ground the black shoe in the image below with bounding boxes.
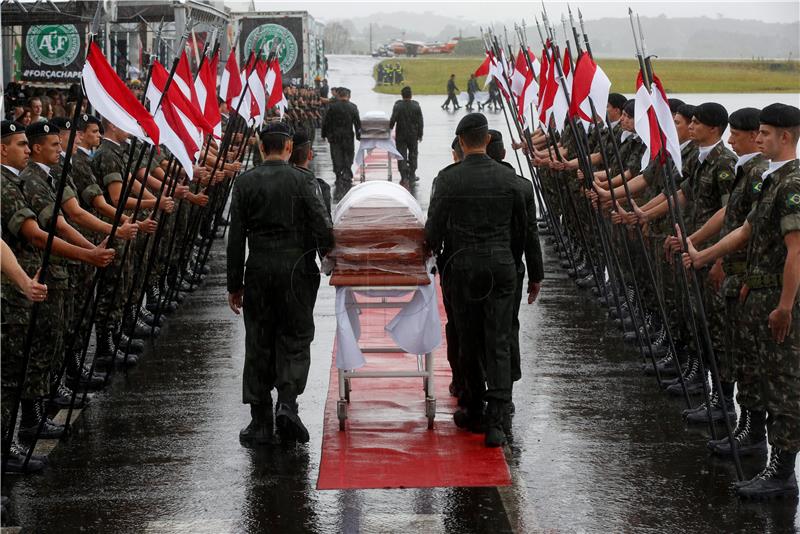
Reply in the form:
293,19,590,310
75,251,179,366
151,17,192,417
275,402,310,443
710,409,768,457
239,403,273,445
2,442,47,474
483,400,508,447
114,332,144,354
18,400,65,442
736,449,798,500
47,382,88,409
453,407,484,434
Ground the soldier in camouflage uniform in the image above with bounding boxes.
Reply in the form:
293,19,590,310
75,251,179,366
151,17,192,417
389,86,424,186
685,103,800,500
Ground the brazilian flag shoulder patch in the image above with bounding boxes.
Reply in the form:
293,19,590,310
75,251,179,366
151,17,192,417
717,169,732,181
787,192,800,208
753,181,764,194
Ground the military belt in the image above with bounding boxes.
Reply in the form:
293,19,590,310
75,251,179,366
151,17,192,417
724,261,747,275
744,273,783,290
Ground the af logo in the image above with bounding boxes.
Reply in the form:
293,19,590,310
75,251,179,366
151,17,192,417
244,23,298,73
26,25,80,66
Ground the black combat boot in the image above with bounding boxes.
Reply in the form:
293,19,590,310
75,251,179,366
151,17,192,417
113,331,144,354
65,349,106,391
483,400,508,448
239,403,273,446
275,400,310,443
17,399,65,442
710,409,767,457
93,327,117,368
664,358,705,396
146,284,178,314
737,448,798,500
453,402,484,434
1,441,47,474
575,272,596,289
123,305,155,339
684,385,736,424
138,305,164,327
47,379,88,409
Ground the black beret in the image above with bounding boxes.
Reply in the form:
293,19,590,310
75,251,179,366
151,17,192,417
668,98,685,114
623,99,635,117
1,120,25,138
487,128,504,146
261,121,294,138
759,103,800,128
693,102,728,128
455,112,488,135
26,121,59,140
676,104,696,122
292,131,311,147
77,113,101,130
50,117,72,130
728,107,761,132
451,136,460,151
608,93,627,110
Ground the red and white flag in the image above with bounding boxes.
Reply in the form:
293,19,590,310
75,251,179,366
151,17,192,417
517,66,539,130
474,51,492,78
195,50,222,139
247,56,268,127
549,48,573,133
265,58,288,116
174,51,201,113
650,74,682,175
634,71,663,172
510,48,529,98
82,41,159,145
569,51,612,130
219,48,242,108
488,50,511,99
230,53,257,123
527,48,541,80
147,61,214,179
537,44,550,111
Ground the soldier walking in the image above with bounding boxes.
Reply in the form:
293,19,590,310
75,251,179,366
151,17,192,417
441,74,461,111
389,86,424,187
321,88,361,198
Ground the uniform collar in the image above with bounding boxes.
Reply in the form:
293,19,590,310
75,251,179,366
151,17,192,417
735,152,760,174
697,140,722,164
2,164,21,176
104,137,121,147
680,139,692,151
78,146,92,156
621,130,633,142
761,159,794,181
609,119,620,129
34,161,51,175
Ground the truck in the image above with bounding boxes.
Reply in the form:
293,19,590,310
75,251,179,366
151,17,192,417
231,11,326,87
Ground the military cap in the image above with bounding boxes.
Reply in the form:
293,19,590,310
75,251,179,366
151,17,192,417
728,107,761,131
668,98,685,114
292,131,311,147
623,99,635,117
676,103,696,122
1,120,25,138
608,93,627,110
487,128,504,146
455,112,488,135
759,103,800,128
26,121,59,141
77,113,101,130
693,102,728,128
451,136,460,151
261,121,293,138
50,117,72,130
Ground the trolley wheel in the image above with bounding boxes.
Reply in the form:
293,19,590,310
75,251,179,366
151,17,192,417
337,400,347,431
425,398,436,430
344,379,351,402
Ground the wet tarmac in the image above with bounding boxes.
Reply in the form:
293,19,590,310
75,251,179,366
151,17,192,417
2,55,799,533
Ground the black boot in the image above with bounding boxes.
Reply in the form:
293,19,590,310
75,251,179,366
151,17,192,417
643,348,677,377
664,357,705,396
65,349,106,390
47,379,88,409
239,403,273,446
453,403,484,434
737,448,798,500
17,399,65,442
684,386,735,424
711,409,767,457
1,441,47,474
124,305,155,339
114,331,144,354
138,305,164,327
146,284,178,315
275,400,310,443
93,326,117,368
483,400,508,448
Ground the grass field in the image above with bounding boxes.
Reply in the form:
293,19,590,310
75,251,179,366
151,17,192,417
373,57,800,95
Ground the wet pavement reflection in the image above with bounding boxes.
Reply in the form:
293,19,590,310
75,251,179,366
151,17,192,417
2,55,798,533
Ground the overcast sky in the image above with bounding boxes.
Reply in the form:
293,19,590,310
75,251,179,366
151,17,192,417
245,0,800,24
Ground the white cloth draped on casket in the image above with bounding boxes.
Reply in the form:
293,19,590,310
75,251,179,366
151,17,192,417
353,111,404,171
331,182,442,370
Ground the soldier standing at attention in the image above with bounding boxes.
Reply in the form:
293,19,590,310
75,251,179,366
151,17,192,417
425,113,526,447
389,86,424,187
227,122,334,446
683,103,800,500
321,87,361,198
441,74,460,111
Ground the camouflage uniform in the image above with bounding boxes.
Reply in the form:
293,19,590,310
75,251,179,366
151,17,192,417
740,159,800,452
91,138,131,331
20,160,76,391
719,154,768,384
1,166,45,434
679,142,737,364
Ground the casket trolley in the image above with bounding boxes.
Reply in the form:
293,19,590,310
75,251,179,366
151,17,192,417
357,111,398,183
329,182,438,430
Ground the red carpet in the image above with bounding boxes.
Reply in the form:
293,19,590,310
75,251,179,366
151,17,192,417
316,282,512,490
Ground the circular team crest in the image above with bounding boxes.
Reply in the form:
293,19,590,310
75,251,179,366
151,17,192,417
244,23,298,73
26,25,80,66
